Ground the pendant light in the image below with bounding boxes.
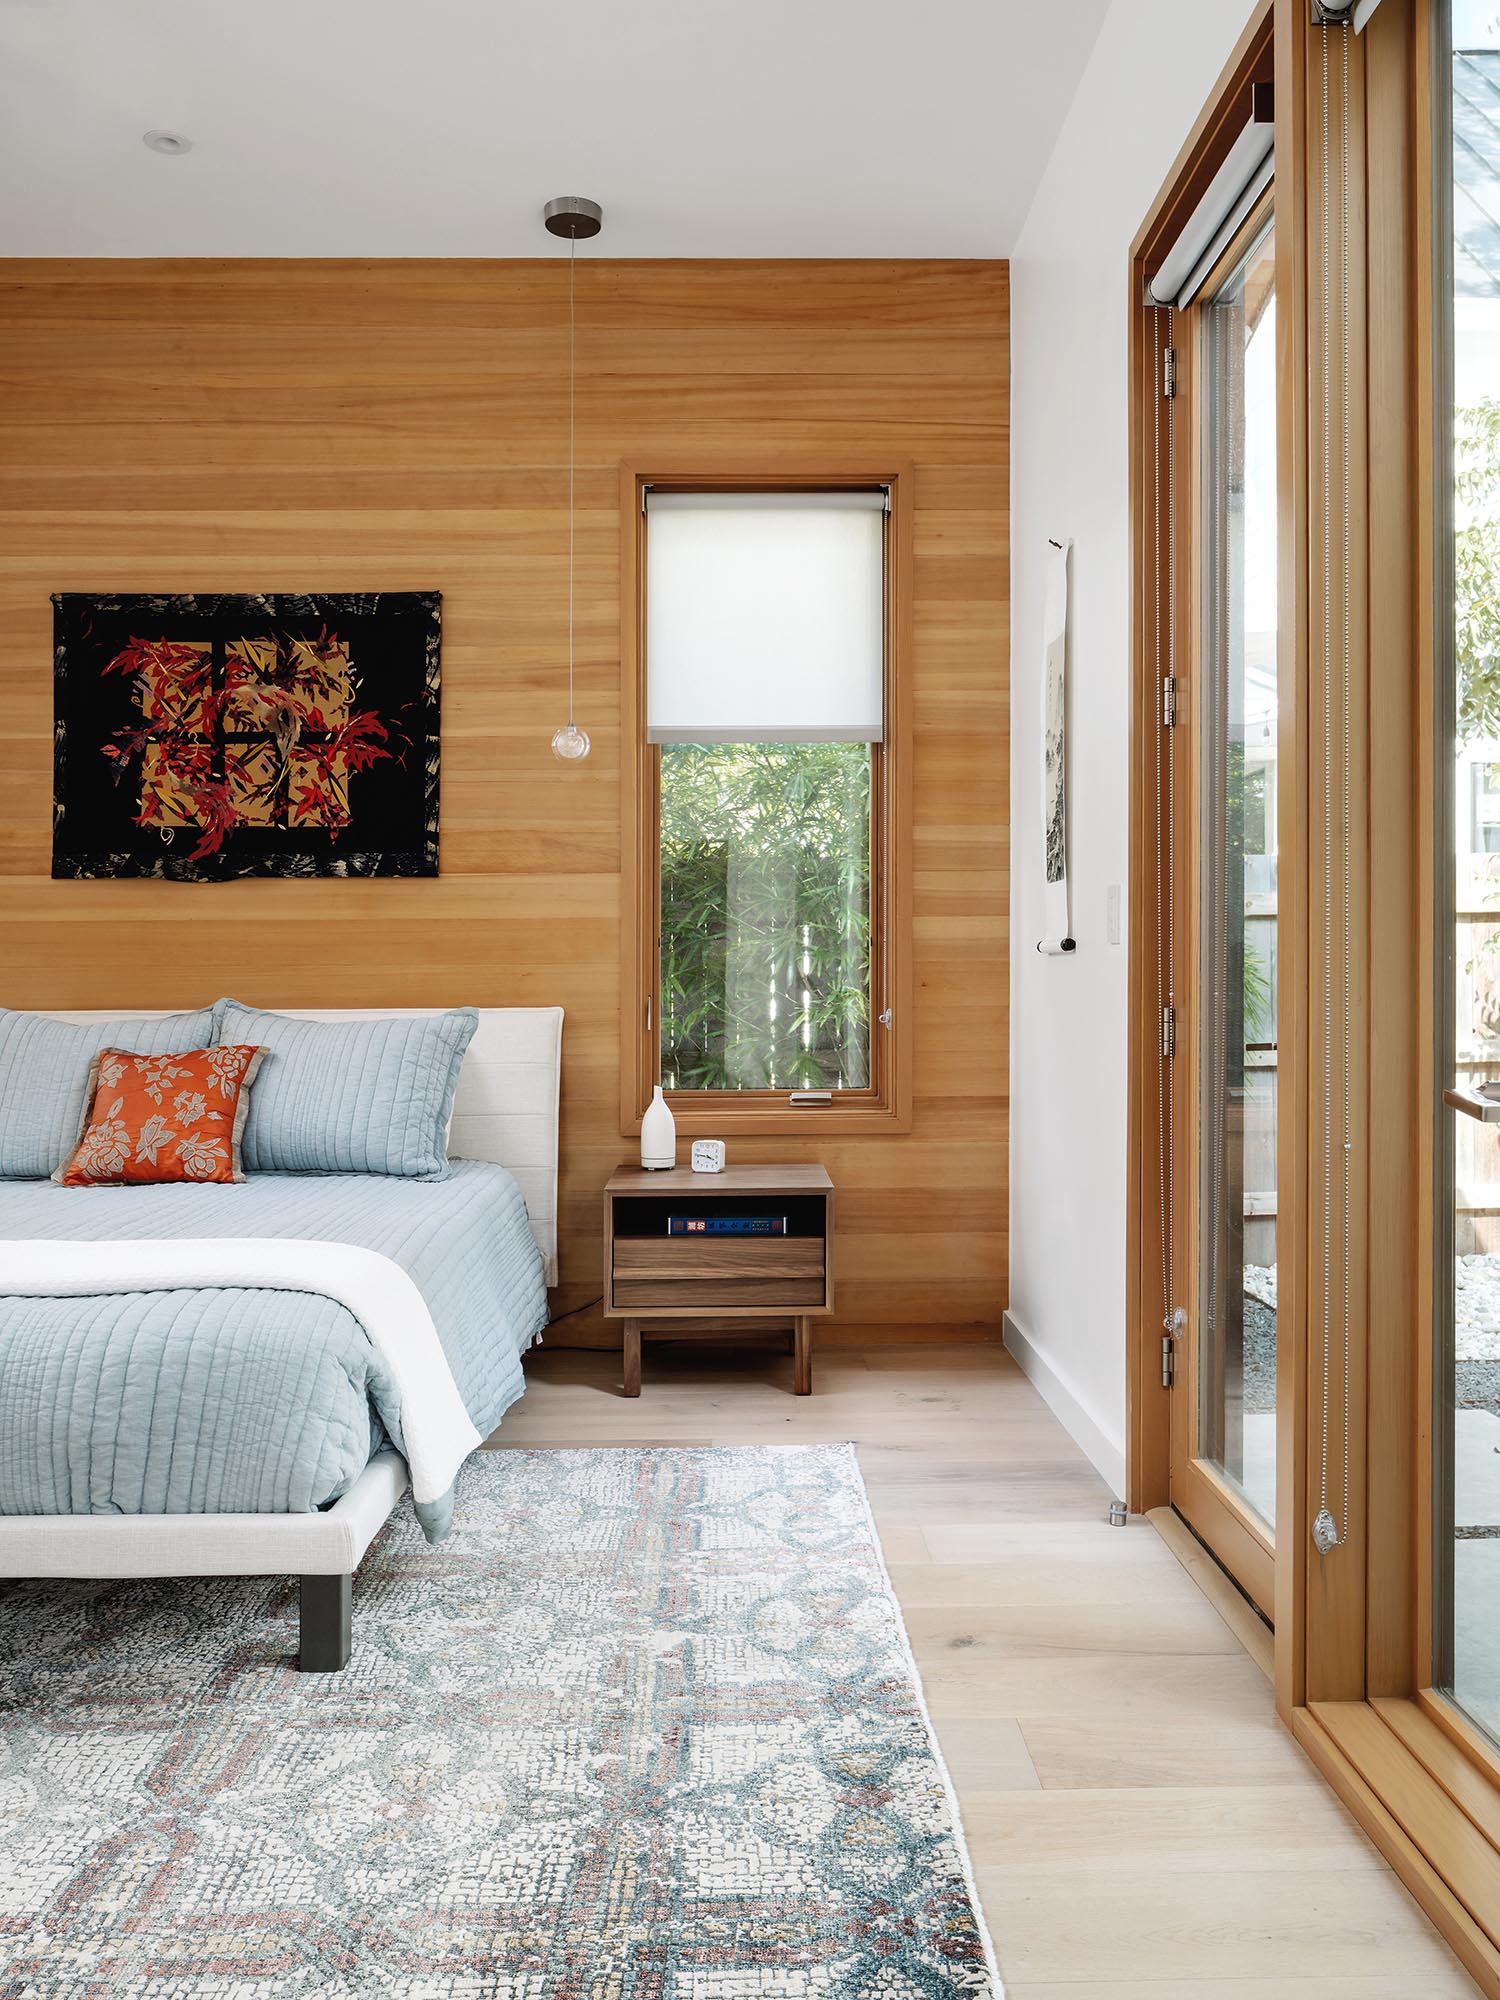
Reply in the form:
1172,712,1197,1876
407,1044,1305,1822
544,196,602,762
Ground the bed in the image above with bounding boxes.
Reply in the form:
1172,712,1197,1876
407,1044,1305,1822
0,1005,562,1670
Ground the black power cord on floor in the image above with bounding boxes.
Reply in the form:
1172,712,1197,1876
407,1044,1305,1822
544,1295,604,1328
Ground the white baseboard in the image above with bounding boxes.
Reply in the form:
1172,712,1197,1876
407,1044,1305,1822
1002,1309,1127,1499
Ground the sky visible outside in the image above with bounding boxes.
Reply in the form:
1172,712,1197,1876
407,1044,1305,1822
1455,0,1500,49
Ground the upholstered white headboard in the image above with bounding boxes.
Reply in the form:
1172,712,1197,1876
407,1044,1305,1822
42,1007,565,1287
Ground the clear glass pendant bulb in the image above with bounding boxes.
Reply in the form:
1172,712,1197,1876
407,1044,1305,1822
550,722,591,762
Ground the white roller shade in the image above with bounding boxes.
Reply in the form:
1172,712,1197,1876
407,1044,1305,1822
646,490,886,743
1147,81,1273,309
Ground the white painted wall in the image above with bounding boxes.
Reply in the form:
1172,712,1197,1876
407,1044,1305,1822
0,0,1109,257
1007,0,1258,1496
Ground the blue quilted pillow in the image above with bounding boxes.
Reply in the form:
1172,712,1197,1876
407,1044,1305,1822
0,1008,217,1179
211,1002,477,1179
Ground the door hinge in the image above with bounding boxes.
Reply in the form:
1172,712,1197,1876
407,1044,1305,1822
1163,345,1177,399
1162,675,1178,728
1161,1332,1176,1389
1160,1004,1176,1060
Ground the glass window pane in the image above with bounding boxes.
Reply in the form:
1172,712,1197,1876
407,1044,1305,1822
1199,219,1278,1530
1439,4,1500,1747
659,743,872,1092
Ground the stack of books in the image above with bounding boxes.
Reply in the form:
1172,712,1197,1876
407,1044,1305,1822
667,1215,788,1235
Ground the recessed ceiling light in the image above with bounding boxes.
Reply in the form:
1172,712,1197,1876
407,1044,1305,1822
143,130,192,156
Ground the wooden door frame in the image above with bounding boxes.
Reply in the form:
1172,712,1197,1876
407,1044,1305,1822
1125,3,1277,1564
1282,2,1500,1989
1127,0,1500,1985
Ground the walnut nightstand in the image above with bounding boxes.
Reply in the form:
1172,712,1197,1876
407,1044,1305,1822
603,1163,834,1396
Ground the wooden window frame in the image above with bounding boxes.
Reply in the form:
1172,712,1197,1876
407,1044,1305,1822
619,463,914,1138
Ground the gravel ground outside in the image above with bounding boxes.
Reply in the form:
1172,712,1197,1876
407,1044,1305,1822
1241,1262,1500,1417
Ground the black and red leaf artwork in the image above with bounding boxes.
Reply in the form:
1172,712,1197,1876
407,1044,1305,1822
52,592,440,880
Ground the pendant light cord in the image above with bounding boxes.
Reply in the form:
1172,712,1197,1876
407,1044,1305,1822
567,231,576,732
542,196,597,759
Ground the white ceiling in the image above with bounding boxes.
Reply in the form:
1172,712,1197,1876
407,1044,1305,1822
0,0,1110,258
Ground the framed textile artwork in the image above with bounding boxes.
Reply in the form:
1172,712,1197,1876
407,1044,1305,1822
51,592,440,880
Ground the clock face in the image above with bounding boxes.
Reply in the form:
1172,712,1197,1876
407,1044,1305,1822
692,1141,724,1171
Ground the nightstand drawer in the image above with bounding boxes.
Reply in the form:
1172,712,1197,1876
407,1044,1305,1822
612,1235,825,1308
614,1237,823,1281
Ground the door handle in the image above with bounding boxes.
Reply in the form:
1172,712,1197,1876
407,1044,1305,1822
1444,1084,1500,1123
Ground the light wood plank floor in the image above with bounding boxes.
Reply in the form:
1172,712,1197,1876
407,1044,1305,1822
491,1340,1482,1998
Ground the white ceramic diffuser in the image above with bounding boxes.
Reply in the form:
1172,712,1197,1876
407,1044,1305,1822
640,1085,677,1170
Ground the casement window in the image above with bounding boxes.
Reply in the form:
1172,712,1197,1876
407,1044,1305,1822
621,474,912,1135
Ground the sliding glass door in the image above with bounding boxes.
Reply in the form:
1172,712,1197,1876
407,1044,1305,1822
1134,8,1500,1973
1437,0,1500,1749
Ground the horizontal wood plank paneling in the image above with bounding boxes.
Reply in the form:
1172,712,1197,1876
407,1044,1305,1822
0,258,1008,1339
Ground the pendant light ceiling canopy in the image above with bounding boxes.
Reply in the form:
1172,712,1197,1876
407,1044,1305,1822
545,194,602,764
543,196,602,241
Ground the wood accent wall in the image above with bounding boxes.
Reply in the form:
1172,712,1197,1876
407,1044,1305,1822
0,259,1009,1341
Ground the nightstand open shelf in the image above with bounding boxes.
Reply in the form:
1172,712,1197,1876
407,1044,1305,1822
603,1163,834,1395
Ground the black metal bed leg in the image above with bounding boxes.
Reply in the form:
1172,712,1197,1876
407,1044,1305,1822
298,1573,351,1672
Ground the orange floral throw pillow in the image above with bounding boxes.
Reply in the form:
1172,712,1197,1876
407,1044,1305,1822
53,1045,265,1188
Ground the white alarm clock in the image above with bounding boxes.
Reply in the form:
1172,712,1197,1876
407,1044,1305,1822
690,1139,726,1174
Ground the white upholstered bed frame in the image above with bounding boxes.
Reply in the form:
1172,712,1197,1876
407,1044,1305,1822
0,1005,563,1669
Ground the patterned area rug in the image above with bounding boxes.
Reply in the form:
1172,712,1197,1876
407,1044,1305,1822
0,1443,1000,1997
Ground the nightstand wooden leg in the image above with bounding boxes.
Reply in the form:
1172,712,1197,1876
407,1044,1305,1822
622,1319,642,1398
793,1315,813,1395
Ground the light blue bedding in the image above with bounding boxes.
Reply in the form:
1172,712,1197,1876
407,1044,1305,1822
0,1008,217,1180
212,1001,477,1179
0,1160,547,1543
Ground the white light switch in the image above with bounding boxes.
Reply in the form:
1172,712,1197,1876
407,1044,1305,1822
1106,884,1121,945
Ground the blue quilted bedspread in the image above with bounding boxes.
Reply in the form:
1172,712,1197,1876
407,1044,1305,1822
0,1161,548,1542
